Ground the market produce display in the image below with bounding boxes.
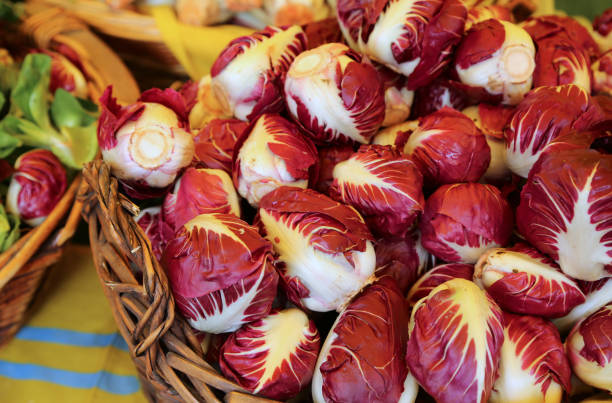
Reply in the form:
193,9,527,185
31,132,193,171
86,0,612,401
0,50,98,252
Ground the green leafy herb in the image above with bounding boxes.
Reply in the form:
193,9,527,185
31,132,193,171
0,53,98,169
0,204,19,252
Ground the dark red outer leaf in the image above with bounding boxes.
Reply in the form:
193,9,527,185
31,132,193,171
532,36,591,89
139,87,189,129
406,263,474,307
178,80,199,113
13,149,67,221
455,18,506,70
411,76,470,118
335,0,387,45
375,231,429,294
163,167,238,231
523,15,600,60
319,277,409,403
258,114,318,180
402,0,468,89
162,213,275,297
574,305,612,366
477,103,514,139
302,17,344,49
258,187,373,255
0,159,14,182
97,86,145,150
594,8,612,37
420,183,513,262
408,107,491,186
502,312,572,394
313,144,355,195
136,207,174,261
194,118,248,173
338,57,386,141
447,79,504,105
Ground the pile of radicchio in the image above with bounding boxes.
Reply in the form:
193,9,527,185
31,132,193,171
99,2,612,401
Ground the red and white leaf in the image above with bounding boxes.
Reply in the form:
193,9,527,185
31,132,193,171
330,144,424,238
474,244,586,317
516,147,612,281
554,278,612,334
406,263,474,308
162,213,278,333
407,278,504,403
257,187,375,312
490,312,571,403
163,168,240,231
220,308,320,400
505,85,602,178
284,43,385,144
211,26,307,121
194,118,247,173
233,114,318,207
566,304,612,393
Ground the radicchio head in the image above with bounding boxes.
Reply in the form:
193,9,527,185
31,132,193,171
233,113,318,207
284,43,385,144
211,26,307,121
420,183,513,264
162,167,240,231
6,149,67,227
454,19,536,105
162,213,278,333
257,187,375,312
403,107,490,187
312,277,416,403
474,243,585,317
407,278,504,403
219,308,320,400
336,0,467,89
98,87,194,195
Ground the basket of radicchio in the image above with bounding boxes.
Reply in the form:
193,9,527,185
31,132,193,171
0,6,138,347
81,1,612,402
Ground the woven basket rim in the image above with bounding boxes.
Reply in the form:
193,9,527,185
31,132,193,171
82,159,281,403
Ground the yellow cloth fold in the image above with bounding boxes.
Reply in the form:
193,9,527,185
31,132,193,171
0,245,147,403
149,5,254,80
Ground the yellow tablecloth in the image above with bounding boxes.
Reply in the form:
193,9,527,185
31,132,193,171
0,245,147,403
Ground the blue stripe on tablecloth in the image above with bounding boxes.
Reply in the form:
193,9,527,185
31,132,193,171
15,327,129,351
0,361,140,395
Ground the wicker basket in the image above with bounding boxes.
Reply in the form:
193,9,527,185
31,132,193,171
0,7,139,347
82,160,279,402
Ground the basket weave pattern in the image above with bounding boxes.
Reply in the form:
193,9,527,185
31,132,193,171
82,160,277,403
0,7,139,347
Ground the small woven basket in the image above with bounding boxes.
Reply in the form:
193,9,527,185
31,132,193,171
82,160,279,402
0,6,139,347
